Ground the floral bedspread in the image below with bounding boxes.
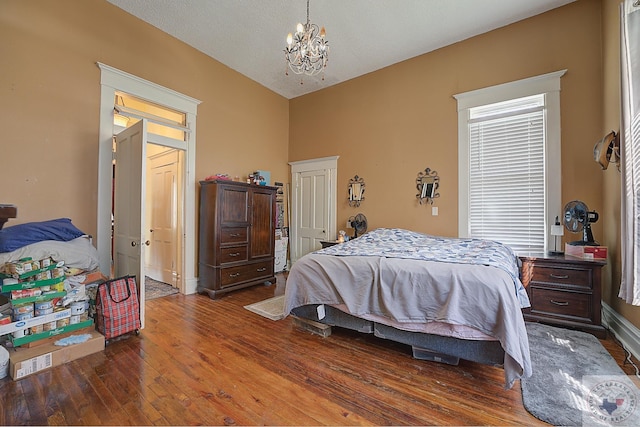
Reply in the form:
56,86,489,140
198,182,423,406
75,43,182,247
317,228,529,307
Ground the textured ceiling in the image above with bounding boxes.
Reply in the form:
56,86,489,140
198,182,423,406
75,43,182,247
107,0,576,99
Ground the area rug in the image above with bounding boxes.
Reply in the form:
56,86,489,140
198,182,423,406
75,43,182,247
145,276,179,300
244,295,285,321
522,322,640,426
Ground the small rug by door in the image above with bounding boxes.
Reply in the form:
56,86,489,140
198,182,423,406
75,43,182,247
145,276,179,300
522,322,640,426
244,295,285,321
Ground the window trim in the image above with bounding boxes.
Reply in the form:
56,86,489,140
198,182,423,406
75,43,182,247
454,70,566,251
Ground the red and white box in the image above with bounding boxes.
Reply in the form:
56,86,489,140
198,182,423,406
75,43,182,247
565,243,608,260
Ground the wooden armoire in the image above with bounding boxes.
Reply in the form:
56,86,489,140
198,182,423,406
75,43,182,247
197,179,277,299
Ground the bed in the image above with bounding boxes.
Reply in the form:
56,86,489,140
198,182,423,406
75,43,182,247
283,228,532,389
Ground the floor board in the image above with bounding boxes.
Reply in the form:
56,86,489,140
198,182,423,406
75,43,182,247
1,273,638,425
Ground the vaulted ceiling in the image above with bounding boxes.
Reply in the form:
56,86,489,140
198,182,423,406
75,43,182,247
107,0,576,99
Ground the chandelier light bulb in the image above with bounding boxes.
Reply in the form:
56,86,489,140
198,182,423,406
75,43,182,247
297,23,304,34
287,33,293,46
320,26,325,38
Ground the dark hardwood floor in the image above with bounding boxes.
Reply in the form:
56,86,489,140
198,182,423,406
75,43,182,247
1,273,638,425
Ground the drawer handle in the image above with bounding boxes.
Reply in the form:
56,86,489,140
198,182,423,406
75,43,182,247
229,233,241,237
256,267,266,272
228,252,240,257
549,274,569,279
550,300,569,306
229,273,240,278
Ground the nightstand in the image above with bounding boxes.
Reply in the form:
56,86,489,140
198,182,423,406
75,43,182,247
320,240,341,248
519,253,606,338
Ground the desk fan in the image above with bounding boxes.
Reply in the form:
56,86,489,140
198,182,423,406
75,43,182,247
349,213,368,238
563,200,599,245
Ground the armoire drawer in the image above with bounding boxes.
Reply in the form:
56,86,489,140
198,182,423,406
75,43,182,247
220,227,248,244
220,261,274,287
219,245,248,264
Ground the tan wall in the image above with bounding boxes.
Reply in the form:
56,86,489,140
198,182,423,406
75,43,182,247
600,0,640,327
2,0,638,330
0,0,289,240
290,0,640,330
290,0,604,240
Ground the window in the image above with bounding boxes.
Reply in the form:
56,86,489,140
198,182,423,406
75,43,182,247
454,70,566,253
114,92,188,142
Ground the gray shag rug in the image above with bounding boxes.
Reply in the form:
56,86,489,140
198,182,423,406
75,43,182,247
522,322,640,426
145,276,179,300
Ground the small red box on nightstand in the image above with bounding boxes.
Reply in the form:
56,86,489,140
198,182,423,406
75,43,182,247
565,243,608,260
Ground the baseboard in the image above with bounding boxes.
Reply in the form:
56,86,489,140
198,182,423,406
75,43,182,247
184,277,198,295
602,301,640,361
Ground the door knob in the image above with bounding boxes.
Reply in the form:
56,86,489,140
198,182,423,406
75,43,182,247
144,240,150,246
131,241,137,247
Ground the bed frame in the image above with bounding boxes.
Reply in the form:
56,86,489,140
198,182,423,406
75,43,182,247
291,304,505,367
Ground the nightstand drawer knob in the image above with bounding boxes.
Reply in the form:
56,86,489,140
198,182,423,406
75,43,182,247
549,274,569,279
550,299,569,306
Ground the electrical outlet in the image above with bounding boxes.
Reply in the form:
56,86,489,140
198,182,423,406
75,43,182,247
346,219,352,228
432,206,439,216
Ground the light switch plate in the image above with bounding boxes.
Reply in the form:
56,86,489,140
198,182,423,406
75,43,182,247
432,206,439,216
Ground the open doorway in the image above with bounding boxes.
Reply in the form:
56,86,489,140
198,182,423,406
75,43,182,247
112,94,186,294
145,144,183,290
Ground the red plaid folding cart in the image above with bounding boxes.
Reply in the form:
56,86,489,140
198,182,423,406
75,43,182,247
96,275,141,344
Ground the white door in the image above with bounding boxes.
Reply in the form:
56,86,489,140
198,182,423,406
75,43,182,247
146,149,179,287
297,170,329,254
290,157,338,264
114,119,147,328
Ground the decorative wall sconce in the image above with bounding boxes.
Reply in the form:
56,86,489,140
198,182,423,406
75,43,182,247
593,130,620,171
416,168,440,205
348,175,365,207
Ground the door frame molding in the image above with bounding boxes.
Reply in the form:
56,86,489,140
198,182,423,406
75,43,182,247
289,156,338,264
97,63,201,294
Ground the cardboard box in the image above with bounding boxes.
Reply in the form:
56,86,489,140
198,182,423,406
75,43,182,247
0,308,71,336
9,330,104,380
10,319,94,347
565,243,608,260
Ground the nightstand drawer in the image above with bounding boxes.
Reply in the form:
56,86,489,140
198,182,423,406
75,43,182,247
529,287,591,320
530,264,592,289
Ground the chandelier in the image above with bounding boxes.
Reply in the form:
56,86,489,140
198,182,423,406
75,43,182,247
284,0,329,79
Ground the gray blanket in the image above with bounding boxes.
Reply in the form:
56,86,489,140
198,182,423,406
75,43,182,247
284,238,532,389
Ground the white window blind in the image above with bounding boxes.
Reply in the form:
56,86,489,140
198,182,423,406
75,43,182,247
468,95,545,252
